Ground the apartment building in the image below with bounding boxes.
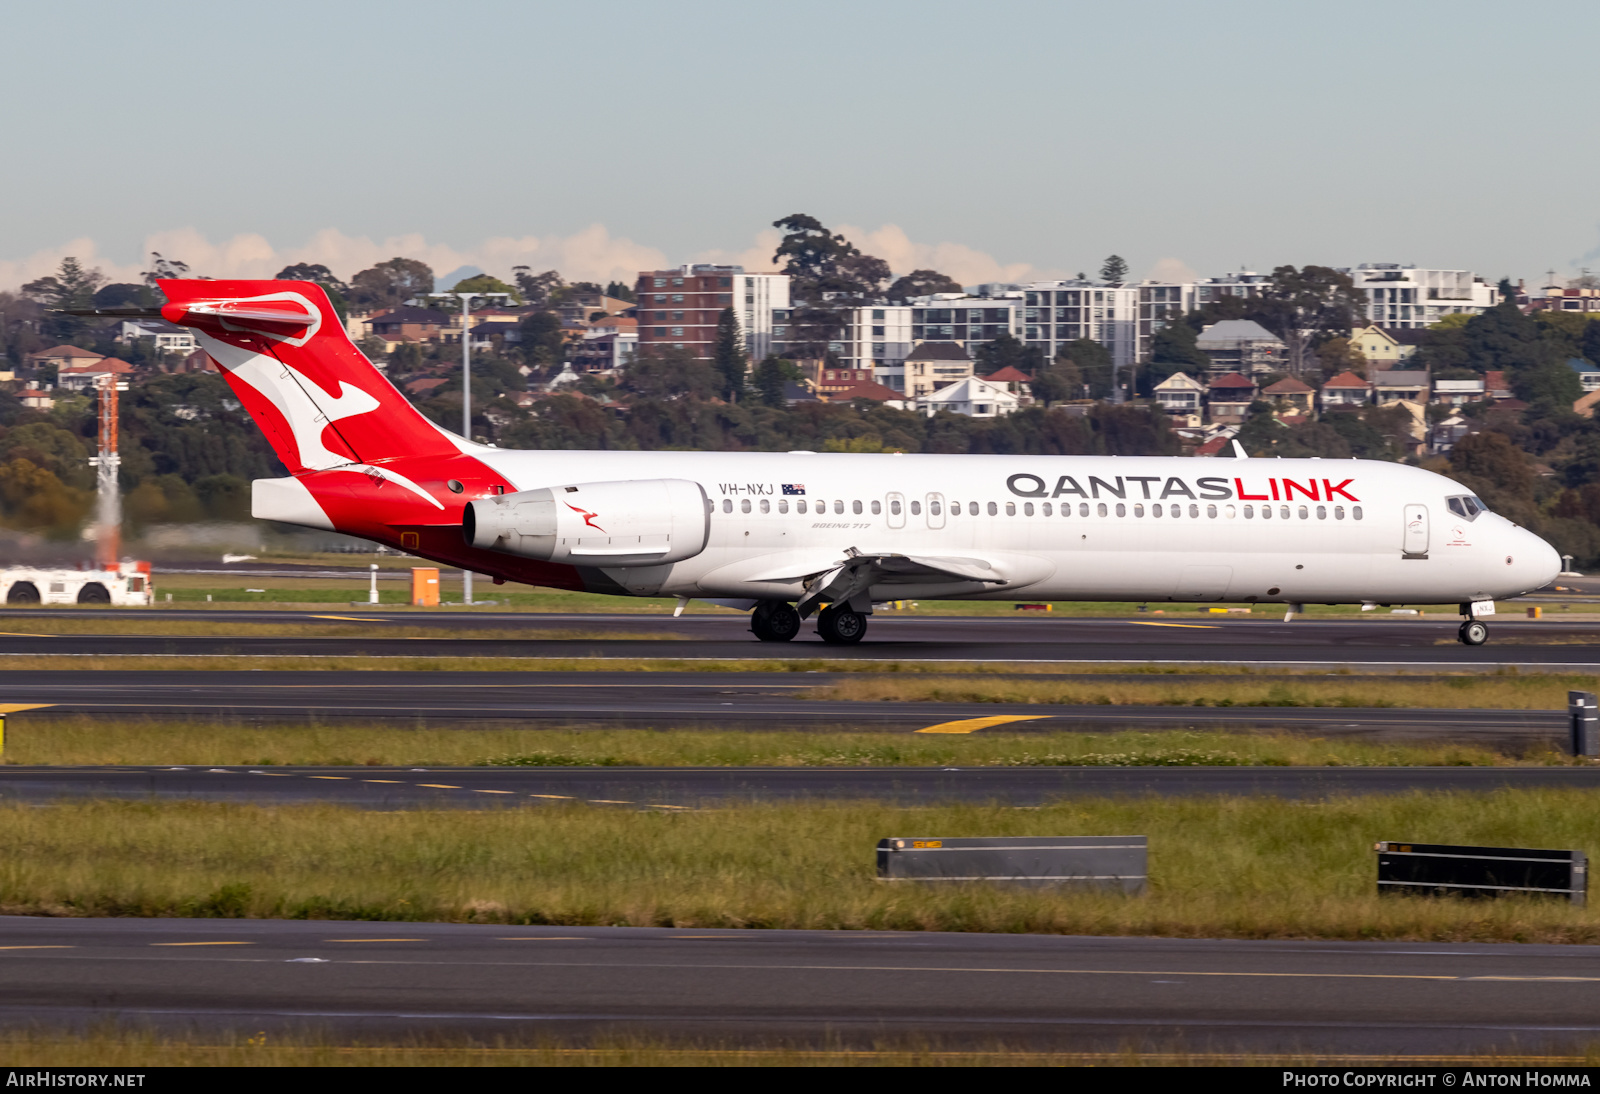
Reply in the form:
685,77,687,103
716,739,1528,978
1341,264,1496,328
1135,271,1274,362
633,264,789,362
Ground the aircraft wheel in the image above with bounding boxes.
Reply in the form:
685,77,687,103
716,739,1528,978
751,601,801,642
1458,620,1489,646
817,606,867,645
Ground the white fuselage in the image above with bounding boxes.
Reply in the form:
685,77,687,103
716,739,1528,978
463,449,1560,607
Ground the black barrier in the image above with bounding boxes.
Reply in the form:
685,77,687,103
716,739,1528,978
1570,690,1598,757
877,835,1147,892
1376,841,1587,906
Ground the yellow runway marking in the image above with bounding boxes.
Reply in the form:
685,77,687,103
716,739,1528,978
588,799,633,804
150,941,254,947
416,784,462,789
916,714,1051,735
310,615,387,622
498,937,591,941
1130,621,1218,629
473,789,514,794
0,634,54,639
253,772,294,776
0,945,73,950
363,779,403,784
308,776,349,780
324,938,426,943
0,703,54,713
528,794,574,799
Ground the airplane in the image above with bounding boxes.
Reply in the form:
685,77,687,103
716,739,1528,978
143,278,1560,646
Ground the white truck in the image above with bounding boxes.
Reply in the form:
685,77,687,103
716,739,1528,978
0,561,154,606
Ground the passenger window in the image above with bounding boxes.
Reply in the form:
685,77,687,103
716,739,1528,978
1206,504,1217,519
1224,505,1236,519
1042,503,1052,516
1279,505,1290,520
930,500,942,516
1334,506,1344,520
949,500,959,516
1261,505,1271,520
871,500,881,515
1243,505,1253,518
779,500,789,514
760,499,770,514
1097,503,1108,517
1079,503,1089,517
1188,504,1199,518
911,500,922,515
1298,506,1309,520
1133,504,1144,517
741,499,751,514
1006,502,1016,516
987,502,997,516
798,500,808,514
852,500,862,515
722,499,732,513
890,499,901,516
969,502,978,516
1353,506,1363,520
1316,505,1326,520
1024,502,1034,516
1152,504,1163,517
1111,503,1122,517
833,500,844,515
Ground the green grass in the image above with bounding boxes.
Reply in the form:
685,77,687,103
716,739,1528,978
6,791,1600,942
822,672,1600,711
3,1028,1590,1067
0,720,1545,767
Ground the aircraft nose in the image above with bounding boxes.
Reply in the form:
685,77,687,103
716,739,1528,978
1510,527,1562,593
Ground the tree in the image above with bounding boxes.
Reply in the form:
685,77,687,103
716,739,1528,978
713,307,747,402
771,213,889,301
885,269,962,303
604,280,636,303
1256,265,1364,375
1058,337,1115,399
21,257,107,342
91,283,152,308
1147,321,1211,384
450,274,522,304
274,263,351,320
511,267,564,309
348,257,435,311
973,333,1043,376
142,253,191,287
1028,353,1084,407
517,310,565,373
1099,255,1129,285
751,355,802,408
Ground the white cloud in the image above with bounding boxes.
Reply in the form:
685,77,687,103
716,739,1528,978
1,225,671,292
1145,257,1199,283
837,224,1060,286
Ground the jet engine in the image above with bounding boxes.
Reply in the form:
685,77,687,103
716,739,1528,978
464,478,710,567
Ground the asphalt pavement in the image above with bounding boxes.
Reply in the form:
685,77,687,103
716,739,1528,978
4,917,1598,1055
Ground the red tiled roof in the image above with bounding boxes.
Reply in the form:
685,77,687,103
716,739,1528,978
1208,372,1256,388
1263,376,1315,394
405,377,448,394
60,359,132,374
826,380,903,402
1322,370,1371,389
1194,436,1230,456
980,366,1032,383
30,345,105,361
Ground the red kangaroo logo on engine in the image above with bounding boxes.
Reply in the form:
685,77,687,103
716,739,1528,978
567,503,605,532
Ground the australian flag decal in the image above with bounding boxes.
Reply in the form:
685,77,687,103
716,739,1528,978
782,484,806,495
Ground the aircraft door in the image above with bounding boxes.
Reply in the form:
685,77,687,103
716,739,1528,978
886,492,905,530
1402,503,1429,559
926,492,946,530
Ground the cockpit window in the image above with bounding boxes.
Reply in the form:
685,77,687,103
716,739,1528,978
1446,495,1489,520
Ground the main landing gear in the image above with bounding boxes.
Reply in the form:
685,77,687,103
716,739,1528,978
750,601,801,643
1458,620,1489,646
817,604,868,645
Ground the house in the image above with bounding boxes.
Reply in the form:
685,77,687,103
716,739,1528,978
1262,376,1315,418
404,377,448,397
902,341,973,398
117,319,196,355
1428,412,1478,455
1152,372,1205,426
1372,370,1430,405
1567,358,1600,393
1485,370,1514,401
1432,377,1487,405
19,382,53,411
802,361,876,398
1350,325,1426,366
26,345,106,375
1320,370,1372,411
1195,320,1286,376
822,379,906,407
979,365,1033,400
369,306,449,348
1205,371,1257,425
916,376,1019,418
57,358,134,393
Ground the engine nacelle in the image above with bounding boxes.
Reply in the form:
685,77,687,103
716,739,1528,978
464,478,710,567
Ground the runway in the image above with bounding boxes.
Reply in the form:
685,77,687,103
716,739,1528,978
5,763,1600,808
0,669,1570,747
4,916,1598,1054
2,609,1599,668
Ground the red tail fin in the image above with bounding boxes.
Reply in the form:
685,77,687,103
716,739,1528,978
159,279,459,474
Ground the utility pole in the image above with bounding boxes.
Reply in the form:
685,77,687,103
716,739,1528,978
426,289,510,606
88,373,127,570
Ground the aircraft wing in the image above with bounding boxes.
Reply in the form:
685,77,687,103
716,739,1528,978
790,549,1009,619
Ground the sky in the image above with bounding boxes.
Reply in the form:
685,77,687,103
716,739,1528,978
2,0,1597,292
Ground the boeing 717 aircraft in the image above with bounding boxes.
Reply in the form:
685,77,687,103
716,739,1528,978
140,279,1559,646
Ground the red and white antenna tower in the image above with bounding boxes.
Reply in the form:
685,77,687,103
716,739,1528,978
89,374,126,570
